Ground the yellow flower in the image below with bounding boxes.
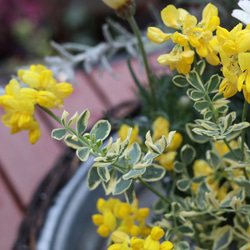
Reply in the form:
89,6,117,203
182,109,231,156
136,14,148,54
144,226,164,250
153,116,170,140
237,52,250,94
114,202,132,219
18,64,73,109
148,3,220,74
166,132,183,151
130,237,145,250
157,151,177,171
157,45,194,75
193,159,214,177
118,124,140,146
111,231,130,244
160,241,174,250
0,79,41,144
219,66,238,98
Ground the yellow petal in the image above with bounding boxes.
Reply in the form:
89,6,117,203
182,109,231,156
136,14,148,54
238,52,250,71
237,71,247,91
147,27,171,44
216,26,229,42
172,32,188,46
161,5,179,29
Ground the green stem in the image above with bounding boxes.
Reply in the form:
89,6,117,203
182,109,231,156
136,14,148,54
127,16,156,111
241,99,248,160
241,99,249,180
223,138,240,161
138,177,171,205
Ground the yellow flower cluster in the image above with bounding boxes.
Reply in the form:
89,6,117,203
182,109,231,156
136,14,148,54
215,23,250,103
153,117,182,171
192,140,247,201
92,198,150,238
147,3,220,74
108,226,174,250
0,65,73,144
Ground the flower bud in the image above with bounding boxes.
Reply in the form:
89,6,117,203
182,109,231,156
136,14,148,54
102,0,136,19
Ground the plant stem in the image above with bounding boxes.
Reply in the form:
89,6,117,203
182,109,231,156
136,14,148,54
127,16,156,111
241,99,249,180
138,177,171,205
241,99,248,160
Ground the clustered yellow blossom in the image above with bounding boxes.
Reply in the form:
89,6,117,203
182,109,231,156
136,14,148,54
192,140,248,201
108,226,174,250
0,65,73,144
147,3,220,74
92,198,150,238
153,116,183,171
215,23,250,103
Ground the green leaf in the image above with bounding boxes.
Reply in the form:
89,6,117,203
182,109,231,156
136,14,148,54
192,175,207,184
61,110,69,127
178,225,194,236
187,88,205,101
193,100,210,112
174,161,185,173
180,144,196,165
212,226,233,250
206,74,220,93
51,128,67,140
197,59,206,75
204,110,213,120
76,109,90,135
64,134,84,149
222,112,235,133
217,105,228,113
212,92,224,102
127,142,141,165
123,169,146,180
206,150,220,170
87,166,101,190
102,169,117,195
177,178,190,191
153,199,166,214
174,241,190,250
186,123,209,144
97,166,110,182
199,120,218,131
172,75,188,88
113,178,132,195
220,188,245,207
67,112,78,128
234,178,250,189
76,147,89,161
124,182,136,205
186,71,205,92
90,120,111,143
141,164,166,182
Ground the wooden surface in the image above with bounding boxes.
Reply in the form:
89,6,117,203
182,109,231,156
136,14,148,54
0,53,167,250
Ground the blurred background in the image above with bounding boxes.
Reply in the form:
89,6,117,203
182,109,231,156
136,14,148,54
0,0,241,249
0,0,239,80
